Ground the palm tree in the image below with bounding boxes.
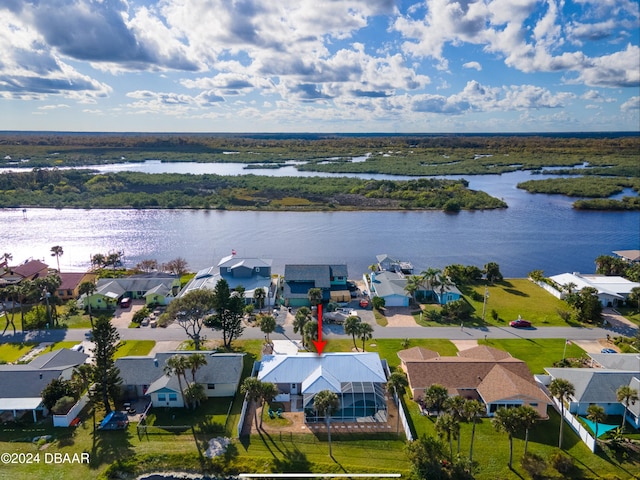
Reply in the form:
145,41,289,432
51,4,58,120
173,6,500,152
253,287,266,311
186,353,207,384
435,273,454,305
404,275,423,306
50,245,64,272
435,413,459,461
616,385,639,432
303,319,319,351
357,322,373,352
241,377,264,430
313,390,339,457
386,370,409,433
421,267,441,300
164,355,189,408
259,382,279,429
518,405,540,456
423,384,449,416
91,253,106,270
78,281,97,328
463,399,485,463
493,407,521,469
444,395,466,454
586,404,606,442
293,307,311,348
1,252,12,274
344,315,361,350
259,314,277,342
549,378,575,449
1,284,18,335
307,288,323,307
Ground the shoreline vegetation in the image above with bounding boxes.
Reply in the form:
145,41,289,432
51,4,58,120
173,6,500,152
0,133,638,210
0,170,507,211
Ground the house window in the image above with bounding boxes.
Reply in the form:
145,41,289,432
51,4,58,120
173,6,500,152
530,403,538,407
67,289,73,296
58,289,65,296
169,393,177,401
227,267,232,273
208,384,215,390
158,394,166,401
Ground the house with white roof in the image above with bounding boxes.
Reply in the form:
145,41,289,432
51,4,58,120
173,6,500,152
547,272,640,307
257,352,388,423
0,348,88,422
181,255,274,306
115,352,244,408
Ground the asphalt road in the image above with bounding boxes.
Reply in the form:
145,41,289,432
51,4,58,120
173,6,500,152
2,317,636,346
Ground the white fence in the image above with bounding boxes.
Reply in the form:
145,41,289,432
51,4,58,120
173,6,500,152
53,393,89,427
552,397,596,452
236,393,249,438
531,279,564,299
383,362,413,441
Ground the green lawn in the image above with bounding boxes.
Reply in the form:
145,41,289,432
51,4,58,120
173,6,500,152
1,337,637,479
113,340,156,358
478,338,586,374
404,399,638,479
0,342,35,363
415,279,574,327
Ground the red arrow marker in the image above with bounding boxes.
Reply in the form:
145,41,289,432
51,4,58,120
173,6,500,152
312,304,327,355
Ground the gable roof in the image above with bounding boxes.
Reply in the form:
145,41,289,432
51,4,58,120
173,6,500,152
397,347,440,362
115,352,244,389
589,353,640,371
58,272,90,291
371,271,409,298
613,250,640,262
11,260,49,279
95,276,178,298
27,348,89,370
478,364,550,406
545,368,639,403
549,273,640,298
218,255,272,270
258,353,386,393
458,345,512,361
285,265,332,288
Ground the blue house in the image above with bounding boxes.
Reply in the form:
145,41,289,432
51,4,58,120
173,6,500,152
283,264,349,307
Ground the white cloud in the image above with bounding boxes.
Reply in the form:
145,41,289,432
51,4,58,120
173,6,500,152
621,96,639,111
463,61,482,71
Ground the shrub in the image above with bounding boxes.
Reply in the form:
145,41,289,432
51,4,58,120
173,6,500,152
52,396,76,415
551,451,574,474
491,309,499,321
132,306,150,323
521,453,547,479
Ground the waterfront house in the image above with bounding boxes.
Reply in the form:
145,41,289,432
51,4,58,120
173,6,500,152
546,272,640,307
257,352,388,422
180,254,274,306
0,259,50,284
400,345,549,418
283,264,349,307
376,254,414,274
115,352,243,408
55,272,98,301
0,348,88,422
80,274,180,310
369,270,411,307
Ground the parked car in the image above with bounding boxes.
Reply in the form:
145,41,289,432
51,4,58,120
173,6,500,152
509,319,532,328
359,299,369,308
120,297,131,308
601,348,616,353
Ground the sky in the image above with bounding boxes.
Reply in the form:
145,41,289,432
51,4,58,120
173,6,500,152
1,0,639,133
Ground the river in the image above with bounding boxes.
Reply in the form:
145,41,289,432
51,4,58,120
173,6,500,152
0,161,638,277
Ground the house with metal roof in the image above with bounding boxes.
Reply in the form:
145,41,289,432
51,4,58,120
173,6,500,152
115,352,243,408
400,345,550,419
283,264,349,306
547,272,640,307
180,255,274,306
257,352,388,423
369,271,411,307
0,348,88,422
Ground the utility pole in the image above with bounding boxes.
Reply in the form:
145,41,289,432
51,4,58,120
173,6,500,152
482,287,489,321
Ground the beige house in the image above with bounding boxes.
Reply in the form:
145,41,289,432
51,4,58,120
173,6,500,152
399,345,550,419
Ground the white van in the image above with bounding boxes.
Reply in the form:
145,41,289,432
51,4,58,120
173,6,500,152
70,344,84,353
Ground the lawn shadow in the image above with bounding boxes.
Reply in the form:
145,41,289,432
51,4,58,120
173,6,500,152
90,425,134,469
503,288,529,297
272,445,312,472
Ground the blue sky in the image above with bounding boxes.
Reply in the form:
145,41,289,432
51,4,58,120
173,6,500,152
1,0,638,133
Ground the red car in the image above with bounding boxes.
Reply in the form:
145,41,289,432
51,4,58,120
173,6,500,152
359,299,369,308
509,319,532,328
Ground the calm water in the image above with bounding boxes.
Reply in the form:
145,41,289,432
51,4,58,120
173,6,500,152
0,162,638,277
